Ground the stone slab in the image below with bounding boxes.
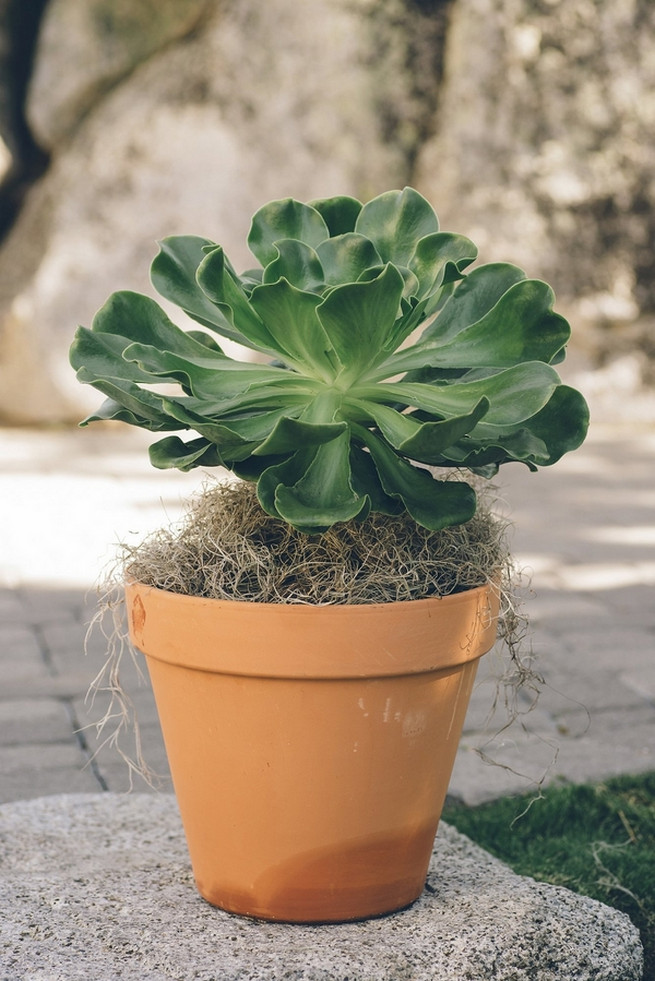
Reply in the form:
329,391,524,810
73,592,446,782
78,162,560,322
0,794,643,981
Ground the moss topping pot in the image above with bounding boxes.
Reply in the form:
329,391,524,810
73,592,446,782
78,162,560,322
70,187,589,922
127,580,499,922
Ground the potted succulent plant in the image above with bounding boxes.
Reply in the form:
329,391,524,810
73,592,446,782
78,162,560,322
70,187,589,923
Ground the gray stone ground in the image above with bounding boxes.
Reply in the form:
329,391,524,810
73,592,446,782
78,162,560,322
1,417,654,805
0,794,643,981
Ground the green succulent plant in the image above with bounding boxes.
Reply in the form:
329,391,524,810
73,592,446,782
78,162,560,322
70,187,589,534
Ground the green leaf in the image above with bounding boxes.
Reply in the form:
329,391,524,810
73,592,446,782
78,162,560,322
273,432,367,533
354,426,477,531
409,232,478,300
253,416,347,456
87,291,223,363
71,325,162,386
316,264,405,383
121,342,296,400
423,263,527,344
348,396,490,464
349,444,403,516
248,198,329,267
437,428,551,470
355,188,440,267
149,435,223,471
358,362,560,427
151,236,234,332
390,279,571,375
79,397,178,432
196,246,280,354
309,195,363,235
316,234,382,286
515,384,590,465
248,278,335,378
74,373,178,429
262,239,326,292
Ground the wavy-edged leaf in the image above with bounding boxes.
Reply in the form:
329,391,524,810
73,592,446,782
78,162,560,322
253,416,347,456
122,342,298,401
316,263,405,383
409,232,478,300
149,435,223,471
356,362,560,427
274,432,367,533
349,443,403,516
86,290,224,364
248,198,329,267
151,236,235,333
262,239,325,292
421,263,527,347
309,195,363,236
248,279,335,379
79,397,178,432
387,279,571,375
513,384,590,465
196,246,280,354
354,426,476,531
74,373,178,429
71,326,165,386
347,396,490,464
436,428,551,470
316,233,382,286
355,187,439,267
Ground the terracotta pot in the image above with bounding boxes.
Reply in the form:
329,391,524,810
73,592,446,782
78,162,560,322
126,580,499,923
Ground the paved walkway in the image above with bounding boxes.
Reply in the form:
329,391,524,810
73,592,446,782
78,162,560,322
1,419,654,805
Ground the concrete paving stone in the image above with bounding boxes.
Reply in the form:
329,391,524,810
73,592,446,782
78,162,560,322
96,750,172,794
0,698,73,745
542,672,650,718
0,623,44,659
451,717,655,805
0,589,27,623
0,744,101,802
552,702,655,742
448,737,561,804
1,652,51,686
517,587,613,628
14,587,87,624
35,618,87,657
540,626,655,671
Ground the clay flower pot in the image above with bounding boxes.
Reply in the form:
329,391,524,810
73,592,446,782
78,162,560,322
127,579,499,923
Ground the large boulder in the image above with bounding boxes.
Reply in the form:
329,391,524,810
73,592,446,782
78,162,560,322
0,793,644,980
0,0,428,423
0,0,654,423
25,0,213,150
417,0,655,328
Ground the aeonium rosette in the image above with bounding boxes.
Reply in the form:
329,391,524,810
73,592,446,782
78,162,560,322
70,188,589,533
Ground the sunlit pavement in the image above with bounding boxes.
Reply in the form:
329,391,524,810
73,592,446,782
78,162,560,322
1,418,654,804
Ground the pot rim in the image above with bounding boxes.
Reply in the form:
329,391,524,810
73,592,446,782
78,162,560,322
126,579,500,680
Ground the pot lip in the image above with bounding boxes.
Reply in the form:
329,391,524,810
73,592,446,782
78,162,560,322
124,577,498,612
125,579,501,680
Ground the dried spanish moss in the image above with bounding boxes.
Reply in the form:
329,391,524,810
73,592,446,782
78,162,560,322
122,478,509,605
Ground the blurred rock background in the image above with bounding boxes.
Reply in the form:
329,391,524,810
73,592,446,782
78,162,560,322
0,0,653,425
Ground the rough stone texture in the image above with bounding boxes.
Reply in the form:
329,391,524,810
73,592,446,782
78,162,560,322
0,794,643,980
417,0,655,327
26,0,213,149
1,0,655,422
0,0,416,423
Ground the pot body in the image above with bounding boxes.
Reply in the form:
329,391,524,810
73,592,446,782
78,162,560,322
127,581,499,923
